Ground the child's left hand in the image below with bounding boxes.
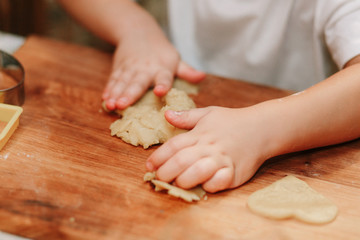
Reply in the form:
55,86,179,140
146,105,277,193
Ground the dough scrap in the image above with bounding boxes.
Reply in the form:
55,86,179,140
144,172,207,202
247,175,338,224
109,87,196,149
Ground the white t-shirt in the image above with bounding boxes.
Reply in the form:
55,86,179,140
167,0,360,91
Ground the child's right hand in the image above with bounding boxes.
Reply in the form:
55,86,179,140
102,33,206,111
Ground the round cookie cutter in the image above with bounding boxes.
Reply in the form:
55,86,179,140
0,50,25,106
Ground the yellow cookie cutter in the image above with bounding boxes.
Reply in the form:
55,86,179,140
0,103,23,151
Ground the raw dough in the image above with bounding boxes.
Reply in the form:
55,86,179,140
109,87,196,149
144,172,207,202
247,175,338,224
173,79,199,95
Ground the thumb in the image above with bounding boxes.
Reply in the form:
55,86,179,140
164,108,210,130
176,61,206,83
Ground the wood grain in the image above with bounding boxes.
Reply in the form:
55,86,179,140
0,35,359,240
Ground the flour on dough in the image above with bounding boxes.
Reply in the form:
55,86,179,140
109,86,196,149
247,175,338,224
144,172,207,202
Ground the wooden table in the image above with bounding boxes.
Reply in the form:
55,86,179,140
0,36,359,240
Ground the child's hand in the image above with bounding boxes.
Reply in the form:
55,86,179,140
102,35,205,111
146,106,276,193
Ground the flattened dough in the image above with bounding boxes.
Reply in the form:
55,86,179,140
144,172,207,202
247,175,338,224
109,86,196,149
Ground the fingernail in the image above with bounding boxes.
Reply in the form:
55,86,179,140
154,85,167,96
155,84,165,91
106,99,116,110
146,161,154,171
166,110,184,118
173,111,184,116
116,97,128,108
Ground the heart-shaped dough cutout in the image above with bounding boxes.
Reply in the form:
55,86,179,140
247,175,338,224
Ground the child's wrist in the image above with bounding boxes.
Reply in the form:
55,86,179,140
252,99,294,159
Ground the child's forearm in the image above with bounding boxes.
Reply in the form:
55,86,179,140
58,0,165,45
261,59,360,157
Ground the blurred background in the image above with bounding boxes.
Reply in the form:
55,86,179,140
0,0,167,52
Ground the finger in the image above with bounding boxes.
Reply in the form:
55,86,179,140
115,72,150,109
102,68,122,100
104,99,116,111
107,70,133,104
165,107,212,130
202,167,234,193
156,145,206,183
146,132,197,171
174,157,220,189
103,69,127,111
153,69,174,97
176,61,206,83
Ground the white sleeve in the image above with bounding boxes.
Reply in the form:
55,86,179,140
324,1,360,68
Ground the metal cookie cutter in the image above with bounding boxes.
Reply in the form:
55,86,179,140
0,50,25,106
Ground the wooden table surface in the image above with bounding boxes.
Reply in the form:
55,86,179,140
0,36,359,240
